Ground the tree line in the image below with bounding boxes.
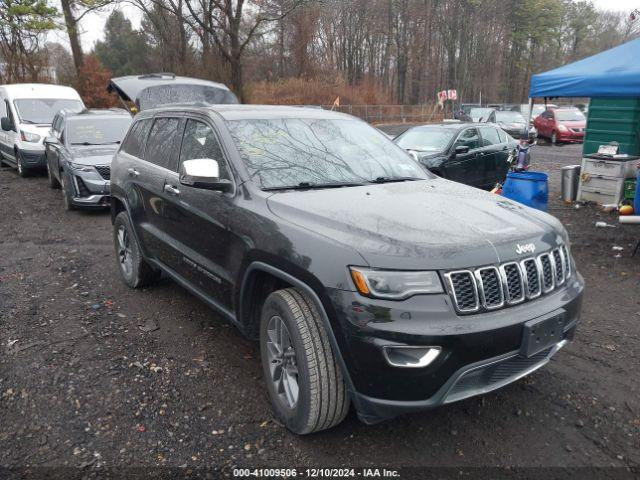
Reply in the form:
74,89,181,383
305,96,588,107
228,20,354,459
1,0,638,106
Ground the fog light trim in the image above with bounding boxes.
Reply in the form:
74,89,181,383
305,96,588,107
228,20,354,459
382,346,441,368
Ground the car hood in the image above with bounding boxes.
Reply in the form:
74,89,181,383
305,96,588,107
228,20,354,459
107,74,238,111
266,179,566,271
69,146,118,166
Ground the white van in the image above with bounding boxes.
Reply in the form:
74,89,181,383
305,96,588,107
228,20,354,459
0,84,84,176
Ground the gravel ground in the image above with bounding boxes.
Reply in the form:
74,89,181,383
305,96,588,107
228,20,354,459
0,143,639,475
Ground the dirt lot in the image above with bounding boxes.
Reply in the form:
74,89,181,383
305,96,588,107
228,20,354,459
1,143,639,475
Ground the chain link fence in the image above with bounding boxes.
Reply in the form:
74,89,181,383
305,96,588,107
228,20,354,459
321,104,446,125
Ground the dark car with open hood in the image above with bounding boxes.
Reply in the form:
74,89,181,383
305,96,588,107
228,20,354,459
109,104,584,434
393,123,518,189
44,108,132,210
107,73,238,113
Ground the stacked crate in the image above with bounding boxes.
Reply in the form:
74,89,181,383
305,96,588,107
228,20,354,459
577,98,640,204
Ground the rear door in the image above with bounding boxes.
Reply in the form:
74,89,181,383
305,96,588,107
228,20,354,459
135,115,184,262
160,116,237,311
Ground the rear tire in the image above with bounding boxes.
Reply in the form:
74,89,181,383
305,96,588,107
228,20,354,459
260,288,349,434
113,211,160,288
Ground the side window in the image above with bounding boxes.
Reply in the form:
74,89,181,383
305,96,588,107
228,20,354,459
480,127,501,146
179,119,231,180
455,128,480,151
497,128,507,143
4,100,14,124
121,118,152,159
145,117,182,170
488,113,495,122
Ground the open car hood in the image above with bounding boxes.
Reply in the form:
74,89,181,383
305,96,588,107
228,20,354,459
107,73,239,111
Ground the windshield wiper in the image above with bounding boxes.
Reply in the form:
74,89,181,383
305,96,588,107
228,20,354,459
71,141,121,146
370,176,423,184
263,181,367,191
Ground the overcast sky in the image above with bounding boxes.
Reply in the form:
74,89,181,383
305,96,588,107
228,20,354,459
49,0,640,51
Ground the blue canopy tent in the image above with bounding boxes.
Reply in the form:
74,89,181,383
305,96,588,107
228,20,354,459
529,38,640,98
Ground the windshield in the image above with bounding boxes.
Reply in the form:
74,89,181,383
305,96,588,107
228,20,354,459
395,127,456,152
496,111,526,123
14,99,83,124
469,108,493,120
67,117,132,145
556,110,585,121
226,118,428,189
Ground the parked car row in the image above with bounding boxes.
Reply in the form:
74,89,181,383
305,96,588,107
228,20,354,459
0,78,584,435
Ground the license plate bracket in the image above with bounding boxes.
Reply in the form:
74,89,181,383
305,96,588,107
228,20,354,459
521,311,565,357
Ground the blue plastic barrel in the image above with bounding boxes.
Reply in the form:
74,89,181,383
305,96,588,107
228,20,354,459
501,171,549,211
634,169,640,215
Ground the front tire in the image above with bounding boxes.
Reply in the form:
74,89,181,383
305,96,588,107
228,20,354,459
16,151,29,177
260,288,349,434
113,211,160,288
60,174,75,211
47,160,60,189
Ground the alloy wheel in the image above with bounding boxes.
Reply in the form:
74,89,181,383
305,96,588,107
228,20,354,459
116,226,133,278
266,315,299,409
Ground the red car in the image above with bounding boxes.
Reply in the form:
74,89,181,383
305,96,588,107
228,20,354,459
534,108,586,144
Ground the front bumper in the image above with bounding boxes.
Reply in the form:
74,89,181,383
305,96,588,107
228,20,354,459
557,131,584,143
67,167,111,208
19,149,47,168
328,272,584,424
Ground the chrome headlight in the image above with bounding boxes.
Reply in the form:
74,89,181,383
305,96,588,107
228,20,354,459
20,130,41,143
349,267,444,300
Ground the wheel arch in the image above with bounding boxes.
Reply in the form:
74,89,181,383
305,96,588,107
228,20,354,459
238,261,359,406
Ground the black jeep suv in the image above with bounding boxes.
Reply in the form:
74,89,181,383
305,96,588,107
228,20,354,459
110,104,584,434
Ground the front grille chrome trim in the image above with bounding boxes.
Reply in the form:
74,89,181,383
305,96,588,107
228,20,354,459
474,266,504,310
500,262,525,305
444,270,480,313
520,257,542,300
538,253,555,293
446,246,569,314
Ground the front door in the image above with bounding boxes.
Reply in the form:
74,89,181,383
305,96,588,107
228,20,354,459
160,117,236,311
443,127,486,187
478,126,508,187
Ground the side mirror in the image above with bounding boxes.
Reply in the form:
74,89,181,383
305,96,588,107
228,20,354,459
1,117,13,132
44,136,59,145
454,145,470,155
179,158,232,192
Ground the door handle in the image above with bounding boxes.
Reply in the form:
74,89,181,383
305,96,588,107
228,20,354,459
127,168,140,177
164,184,180,195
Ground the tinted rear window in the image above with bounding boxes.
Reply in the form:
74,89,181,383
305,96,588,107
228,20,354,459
121,118,152,158
144,117,182,170
138,85,238,110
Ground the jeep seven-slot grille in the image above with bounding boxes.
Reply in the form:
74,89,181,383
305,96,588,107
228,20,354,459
445,247,571,314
